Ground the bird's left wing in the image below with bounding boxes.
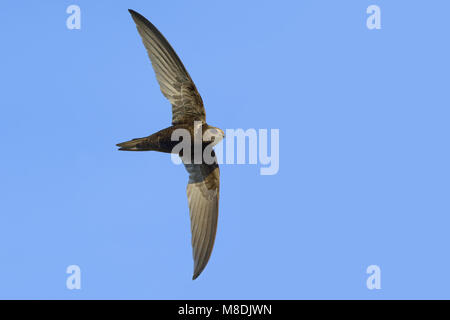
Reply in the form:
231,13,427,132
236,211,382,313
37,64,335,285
128,9,206,125
183,158,220,280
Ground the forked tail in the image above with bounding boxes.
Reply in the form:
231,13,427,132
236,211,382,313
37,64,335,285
116,137,152,151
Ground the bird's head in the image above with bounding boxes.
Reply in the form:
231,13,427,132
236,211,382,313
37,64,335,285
204,126,225,146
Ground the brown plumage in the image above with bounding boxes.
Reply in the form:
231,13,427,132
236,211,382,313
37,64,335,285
117,9,225,280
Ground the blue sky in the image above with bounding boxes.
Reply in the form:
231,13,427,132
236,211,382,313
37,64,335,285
1,0,449,299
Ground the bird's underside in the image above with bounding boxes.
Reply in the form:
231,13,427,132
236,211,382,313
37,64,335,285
117,124,192,153
116,9,222,280
117,123,213,153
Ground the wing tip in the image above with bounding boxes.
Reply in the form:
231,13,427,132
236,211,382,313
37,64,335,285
192,261,209,280
192,269,202,280
128,9,142,21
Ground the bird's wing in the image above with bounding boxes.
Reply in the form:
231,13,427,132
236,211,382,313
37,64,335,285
183,156,220,280
128,9,206,125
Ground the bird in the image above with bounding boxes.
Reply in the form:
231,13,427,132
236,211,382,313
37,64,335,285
117,9,225,280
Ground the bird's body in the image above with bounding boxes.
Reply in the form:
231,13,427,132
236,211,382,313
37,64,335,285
117,123,220,154
117,9,224,280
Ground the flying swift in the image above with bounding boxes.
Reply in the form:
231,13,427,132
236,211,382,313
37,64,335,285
117,9,224,280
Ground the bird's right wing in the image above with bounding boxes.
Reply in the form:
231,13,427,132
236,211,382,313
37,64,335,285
128,9,206,125
183,158,220,280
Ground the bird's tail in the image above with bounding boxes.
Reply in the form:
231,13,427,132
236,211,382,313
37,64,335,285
116,137,152,151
